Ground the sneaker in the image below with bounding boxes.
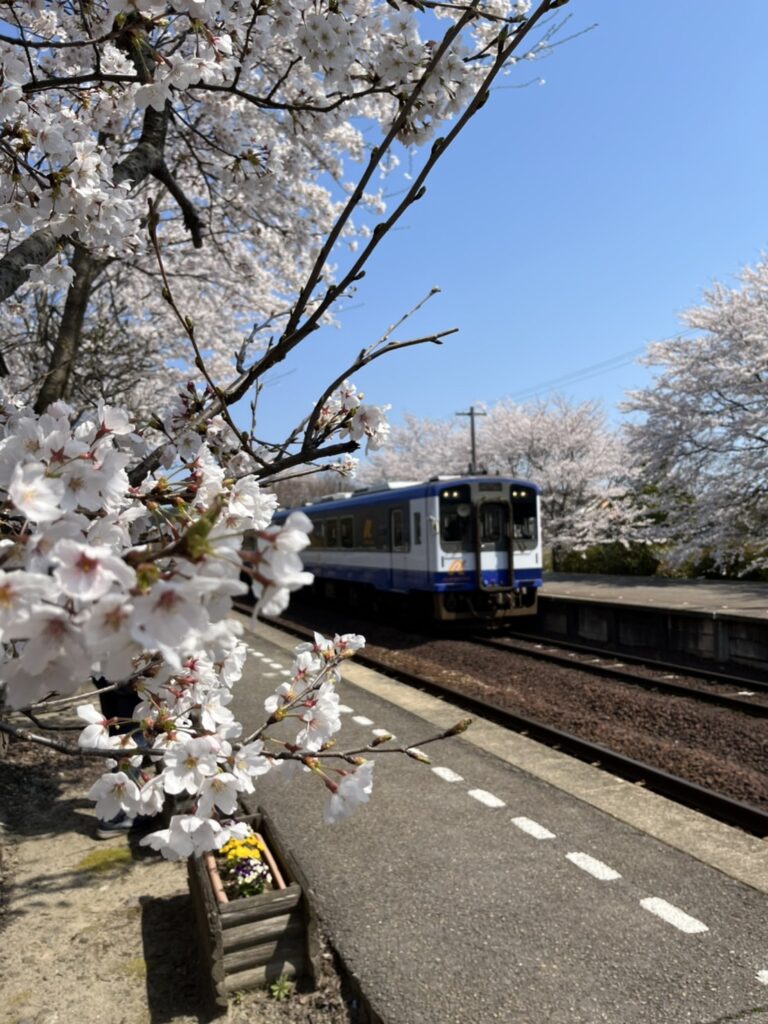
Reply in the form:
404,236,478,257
96,811,133,839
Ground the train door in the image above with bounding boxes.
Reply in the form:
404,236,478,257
388,505,410,591
475,499,512,589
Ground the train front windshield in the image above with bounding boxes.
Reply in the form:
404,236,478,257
440,483,537,553
440,486,511,552
440,486,473,550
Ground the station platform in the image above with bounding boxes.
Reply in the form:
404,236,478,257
530,574,768,677
233,618,768,1024
542,574,768,619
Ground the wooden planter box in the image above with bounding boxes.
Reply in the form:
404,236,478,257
187,811,309,1010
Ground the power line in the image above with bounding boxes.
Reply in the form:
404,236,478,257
507,346,648,402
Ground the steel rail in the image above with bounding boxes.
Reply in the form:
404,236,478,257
501,628,768,693
470,635,768,717
243,606,768,838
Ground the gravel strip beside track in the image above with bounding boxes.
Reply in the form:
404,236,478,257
266,602,768,814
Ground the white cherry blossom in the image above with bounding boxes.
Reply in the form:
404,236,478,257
8,463,64,524
324,761,375,824
76,705,115,750
51,539,136,601
88,770,141,820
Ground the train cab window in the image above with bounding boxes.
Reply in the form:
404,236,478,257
310,520,326,548
413,512,422,546
439,485,473,550
340,516,354,548
511,489,537,549
326,518,339,547
390,508,409,552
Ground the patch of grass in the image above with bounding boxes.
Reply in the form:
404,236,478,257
75,847,132,874
6,989,32,1009
120,956,148,980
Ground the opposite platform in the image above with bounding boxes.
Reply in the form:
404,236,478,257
533,573,768,676
542,573,768,619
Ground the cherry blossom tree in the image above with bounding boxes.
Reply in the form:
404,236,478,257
358,411,469,482
0,0,582,859
364,395,639,559
623,257,768,574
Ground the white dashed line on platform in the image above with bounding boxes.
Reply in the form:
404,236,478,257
757,970,768,986
372,728,394,738
566,852,621,881
468,789,506,808
511,816,555,840
432,767,464,783
639,897,708,934
338,705,354,714
352,715,374,726
279,670,292,676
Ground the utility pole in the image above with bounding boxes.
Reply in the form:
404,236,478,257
455,405,487,474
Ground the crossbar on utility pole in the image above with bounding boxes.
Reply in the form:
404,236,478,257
455,405,487,474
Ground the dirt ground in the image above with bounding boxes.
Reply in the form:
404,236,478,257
0,738,360,1024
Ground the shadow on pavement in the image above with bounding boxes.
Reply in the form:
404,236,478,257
141,891,209,1023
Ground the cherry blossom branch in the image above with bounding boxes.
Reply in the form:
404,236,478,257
0,719,141,758
0,29,118,50
144,199,251,461
214,0,562,416
303,328,457,451
299,717,474,761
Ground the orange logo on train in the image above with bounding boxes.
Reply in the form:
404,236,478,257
447,559,465,575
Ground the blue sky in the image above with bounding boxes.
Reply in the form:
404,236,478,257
253,0,768,448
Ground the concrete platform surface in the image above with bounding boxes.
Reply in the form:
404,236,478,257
233,617,768,1024
542,574,768,619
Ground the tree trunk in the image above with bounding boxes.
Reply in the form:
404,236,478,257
33,247,99,412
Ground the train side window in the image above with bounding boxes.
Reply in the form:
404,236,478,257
390,508,409,552
310,520,325,547
361,517,376,548
340,516,354,548
326,519,339,547
413,512,422,545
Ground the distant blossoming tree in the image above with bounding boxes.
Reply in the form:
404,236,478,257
623,258,768,573
363,395,639,558
0,0,580,858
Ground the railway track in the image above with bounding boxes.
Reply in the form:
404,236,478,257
500,629,768,694
470,634,768,717
243,606,768,838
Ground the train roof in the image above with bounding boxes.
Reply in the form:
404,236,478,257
278,475,540,516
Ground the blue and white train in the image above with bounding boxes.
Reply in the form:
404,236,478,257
276,476,543,621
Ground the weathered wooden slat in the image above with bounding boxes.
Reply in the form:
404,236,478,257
219,884,302,924
223,954,306,992
221,910,302,951
222,931,305,974
187,857,229,1012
